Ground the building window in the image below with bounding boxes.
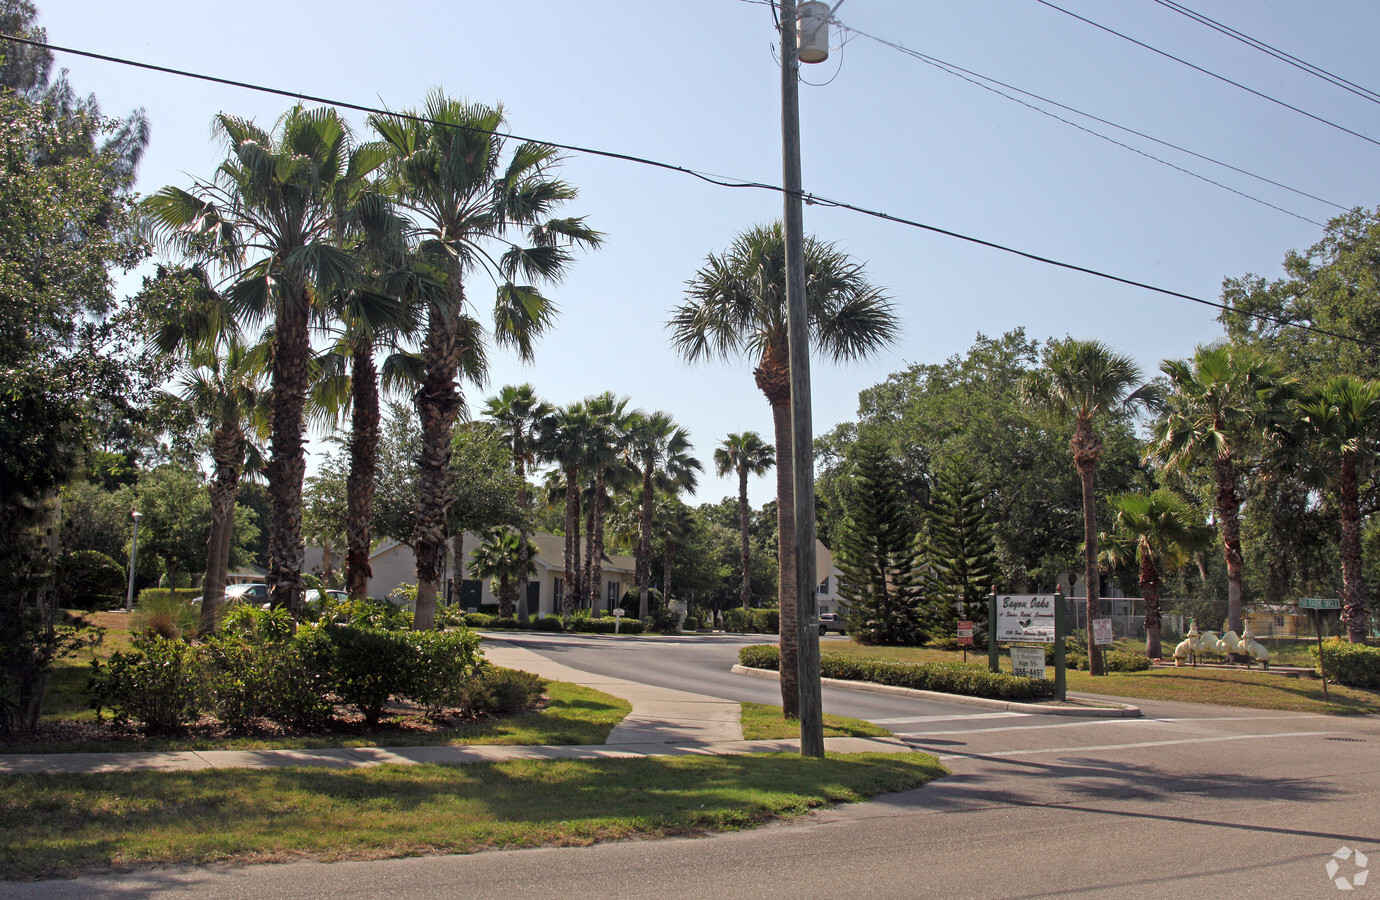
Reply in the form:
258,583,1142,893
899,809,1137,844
554,578,564,603
818,577,829,595
607,580,619,603
1274,614,1285,627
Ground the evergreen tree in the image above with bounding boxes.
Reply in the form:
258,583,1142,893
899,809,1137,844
835,440,926,645
926,455,1000,642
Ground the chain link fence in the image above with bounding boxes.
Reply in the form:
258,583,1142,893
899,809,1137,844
1063,596,1353,641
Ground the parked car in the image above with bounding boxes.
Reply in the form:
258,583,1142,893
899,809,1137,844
819,612,847,635
190,582,269,607
304,588,348,609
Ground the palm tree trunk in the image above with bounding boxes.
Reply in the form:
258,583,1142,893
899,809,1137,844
592,474,607,614
345,344,379,601
758,349,799,717
564,464,580,618
638,467,654,620
739,464,752,611
1339,450,1369,643
663,538,675,608
450,531,465,609
414,303,463,630
200,424,244,636
1140,551,1162,660
515,452,531,624
267,295,311,617
1213,454,1245,635
583,495,595,610
1071,421,1104,677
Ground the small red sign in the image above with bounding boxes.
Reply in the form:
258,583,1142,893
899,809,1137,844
957,620,974,646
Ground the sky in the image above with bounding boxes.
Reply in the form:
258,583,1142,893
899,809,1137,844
30,0,1380,508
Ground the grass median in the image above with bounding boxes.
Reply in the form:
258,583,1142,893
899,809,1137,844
814,641,1380,714
0,752,945,880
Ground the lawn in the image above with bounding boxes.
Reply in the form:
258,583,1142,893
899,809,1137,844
0,752,946,880
814,641,1380,715
739,702,892,740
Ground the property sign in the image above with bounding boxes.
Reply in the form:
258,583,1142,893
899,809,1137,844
957,621,974,646
995,595,1056,644
1092,617,1115,646
1011,646,1047,679
1298,598,1341,610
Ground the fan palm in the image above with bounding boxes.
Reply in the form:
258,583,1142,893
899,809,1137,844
669,222,898,713
625,411,701,619
1150,343,1295,637
482,383,553,622
143,105,390,614
582,392,636,612
1099,490,1213,659
714,432,776,610
539,402,598,615
469,529,537,619
1297,376,1380,642
370,91,601,629
1021,338,1157,675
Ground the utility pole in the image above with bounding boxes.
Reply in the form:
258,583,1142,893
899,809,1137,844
779,0,824,758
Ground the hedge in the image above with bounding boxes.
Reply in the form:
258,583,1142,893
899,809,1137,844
724,608,779,634
737,644,1056,701
567,616,645,635
1315,638,1380,689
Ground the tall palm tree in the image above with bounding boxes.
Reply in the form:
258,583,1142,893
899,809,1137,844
469,528,537,619
669,222,898,713
714,432,776,611
144,105,390,615
539,402,597,615
582,392,635,612
1298,376,1380,643
370,92,600,630
1099,490,1213,660
1021,338,1156,676
625,411,701,619
1151,342,1295,637
482,384,552,622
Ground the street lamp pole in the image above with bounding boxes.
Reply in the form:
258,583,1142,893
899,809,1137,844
779,0,825,758
125,509,142,613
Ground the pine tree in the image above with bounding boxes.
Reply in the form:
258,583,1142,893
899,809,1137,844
927,455,1000,643
836,440,926,645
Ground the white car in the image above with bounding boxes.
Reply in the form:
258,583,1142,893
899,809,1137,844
191,583,269,606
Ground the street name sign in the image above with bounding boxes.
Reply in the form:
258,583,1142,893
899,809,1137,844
995,595,1056,644
1298,598,1341,610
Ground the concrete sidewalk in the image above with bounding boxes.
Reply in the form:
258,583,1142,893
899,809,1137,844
0,637,914,775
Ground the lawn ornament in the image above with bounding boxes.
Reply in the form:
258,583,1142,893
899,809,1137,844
1172,622,1200,667
1240,625,1270,669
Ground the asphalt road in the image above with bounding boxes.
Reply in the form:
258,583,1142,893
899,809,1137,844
9,633,1378,899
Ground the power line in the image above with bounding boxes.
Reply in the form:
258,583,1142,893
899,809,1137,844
2,31,1374,352
1034,0,1380,149
1149,0,1380,106
835,21,1338,226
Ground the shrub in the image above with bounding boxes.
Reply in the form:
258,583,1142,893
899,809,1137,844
490,617,520,630
1105,650,1152,672
200,613,334,731
88,634,204,733
316,625,418,726
682,616,700,632
723,608,779,634
1315,638,1380,689
56,550,126,610
463,612,495,628
643,608,680,634
471,667,546,715
404,629,485,716
135,590,200,641
322,595,413,630
736,644,1056,701
199,633,272,732
529,616,565,633
477,603,501,617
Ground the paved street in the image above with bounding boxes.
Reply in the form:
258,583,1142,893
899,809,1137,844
7,633,1378,899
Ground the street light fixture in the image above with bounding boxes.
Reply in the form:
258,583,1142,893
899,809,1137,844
125,509,142,613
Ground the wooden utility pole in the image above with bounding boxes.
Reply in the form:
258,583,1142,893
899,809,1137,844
779,0,825,758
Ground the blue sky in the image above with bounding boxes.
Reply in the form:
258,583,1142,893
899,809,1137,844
35,1,1380,506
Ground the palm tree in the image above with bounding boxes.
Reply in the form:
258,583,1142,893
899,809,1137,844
176,332,266,635
1099,490,1214,660
1151,342,1295,638
539,402,597,615
482,383,553,623
714,432,776,611
144,105,389,614
582,392,635,612
670,222,898,713
1298,376,1380,643
625,411,701,619
469,529,537,619
656,494,696,608
370,92,600,630
1021,338,1156,676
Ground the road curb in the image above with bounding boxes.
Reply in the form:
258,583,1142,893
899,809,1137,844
731,665,1142,718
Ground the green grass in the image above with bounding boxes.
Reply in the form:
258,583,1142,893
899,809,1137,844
0,752,945,880
817,640,1380,715
739,702,892,740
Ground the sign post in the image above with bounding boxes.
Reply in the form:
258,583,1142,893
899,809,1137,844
957,620,973,664
988,586,1000,674
1298,598,1340,700
1054,588,1066,702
